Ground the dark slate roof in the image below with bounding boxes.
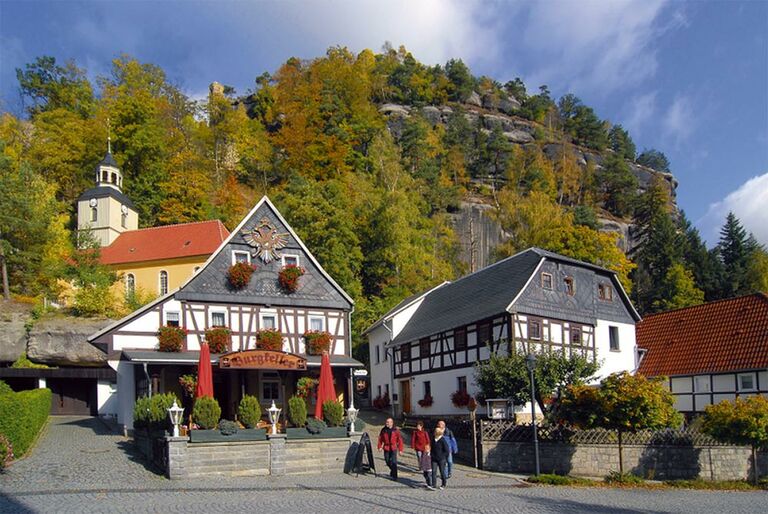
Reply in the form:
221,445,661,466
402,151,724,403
391,248,543,345
362,282,449,336
77,185,136,210
97,151,118,169
306,355,363,367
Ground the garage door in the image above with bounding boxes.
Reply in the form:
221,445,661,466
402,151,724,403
48,378,96,416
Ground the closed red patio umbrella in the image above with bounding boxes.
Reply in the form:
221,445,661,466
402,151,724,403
314,351,335,419
195,342,214,399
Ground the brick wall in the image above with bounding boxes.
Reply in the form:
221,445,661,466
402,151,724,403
482,441,768,480
284,439,352,475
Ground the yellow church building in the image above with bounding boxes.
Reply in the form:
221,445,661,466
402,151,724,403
76,143,228,299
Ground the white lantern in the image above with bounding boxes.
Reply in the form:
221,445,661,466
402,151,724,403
268,400,282,435
347,405,359,432
167,400,184,437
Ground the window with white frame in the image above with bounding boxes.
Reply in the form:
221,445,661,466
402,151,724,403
609,326,620,351
261,372,281,401
570,326,582,346
125,274,135,296
694,376,711,393
457,376,467,393
166,311,180,327
282,254,300,267
232,251,251,265
211,311,226,327
541,272,553,290
308,316,324,332
738,373,756,391
159,270,168,295
260,313,276,330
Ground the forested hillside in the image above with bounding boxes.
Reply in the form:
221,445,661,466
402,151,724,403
1,46,766,358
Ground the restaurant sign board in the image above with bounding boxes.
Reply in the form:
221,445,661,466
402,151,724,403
219,350,307,370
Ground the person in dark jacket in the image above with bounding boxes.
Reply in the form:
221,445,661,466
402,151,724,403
411,420,431,486
377,417,404,480
429,427,450,490
437,420,458,478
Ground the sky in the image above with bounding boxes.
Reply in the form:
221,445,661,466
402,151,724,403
1,0,767,247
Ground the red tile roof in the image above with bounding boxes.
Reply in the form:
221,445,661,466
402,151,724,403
637,293,768,377
100,220,229,265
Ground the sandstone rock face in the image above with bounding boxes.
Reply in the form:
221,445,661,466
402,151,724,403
0,312,28,363
466,91,482,107
378,103,410,117
598,217,635,253
504,130,534,144
420,105,442,126
498,95,521,114
450,201,504,273
27,317,115,367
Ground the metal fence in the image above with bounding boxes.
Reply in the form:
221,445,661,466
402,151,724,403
480,420,729,446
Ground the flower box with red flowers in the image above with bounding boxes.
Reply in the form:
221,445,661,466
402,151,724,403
157,325,187,352
256,328,283,351
304,330,331,355
278,264,305,293
204,327,232,353
227,262,257,289
451,389,472,408
417,395,434,408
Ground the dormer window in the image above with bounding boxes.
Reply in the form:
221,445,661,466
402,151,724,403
564,277,575,296
541,272,553,290
598,283,613,301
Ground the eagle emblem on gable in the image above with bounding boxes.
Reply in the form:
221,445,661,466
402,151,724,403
241,218,289,263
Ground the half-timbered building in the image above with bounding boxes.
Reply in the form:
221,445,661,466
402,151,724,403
367,248,641,417
88,196,358,431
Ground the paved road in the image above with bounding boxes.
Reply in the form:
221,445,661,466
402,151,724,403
1,417,765,513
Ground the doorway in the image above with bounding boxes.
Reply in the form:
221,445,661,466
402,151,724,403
48,378,96,415
400,379,411,414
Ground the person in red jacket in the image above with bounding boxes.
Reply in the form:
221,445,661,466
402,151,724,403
411,420,432,486
377,417,404,480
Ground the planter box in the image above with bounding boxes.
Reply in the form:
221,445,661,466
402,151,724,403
286,426,348,440
189,428,267,443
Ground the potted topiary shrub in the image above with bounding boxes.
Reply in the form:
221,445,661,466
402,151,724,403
227,262,257,289
157,326,186,352
256,329,283,351
204,327,231,353
278,264,305,293
237,395,262,428
287,395,307,429
304,331,331,355
191,396,221,436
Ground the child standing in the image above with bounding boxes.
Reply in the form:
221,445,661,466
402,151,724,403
411,420,432,487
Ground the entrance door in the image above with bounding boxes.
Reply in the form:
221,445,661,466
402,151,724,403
48,378,96,415
400,380,411,414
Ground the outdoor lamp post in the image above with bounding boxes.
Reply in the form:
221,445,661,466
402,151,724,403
347,401,359,433
268,400,282,435
167,400,184,438
526,353,541,477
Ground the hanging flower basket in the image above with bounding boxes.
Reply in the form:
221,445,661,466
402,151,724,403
256,329,283,351
204,327,232,353
417,395,434,408
157,326,187,352
296,377,318,400
304,330,332,355
227,262,257,289
278,264,305,293
179,374,197,397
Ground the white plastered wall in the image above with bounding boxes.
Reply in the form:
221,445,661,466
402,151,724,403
594,319,636,380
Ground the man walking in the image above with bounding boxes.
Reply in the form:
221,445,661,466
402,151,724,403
437,420,458,478
377,417,404,480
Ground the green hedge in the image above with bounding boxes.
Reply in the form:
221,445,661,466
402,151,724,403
0,388,52,457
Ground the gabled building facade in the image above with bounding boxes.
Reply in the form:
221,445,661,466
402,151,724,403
637,293,768,415
88,197,358,431
367,248,641,417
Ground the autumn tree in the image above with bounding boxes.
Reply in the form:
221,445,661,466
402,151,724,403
16,56,95,118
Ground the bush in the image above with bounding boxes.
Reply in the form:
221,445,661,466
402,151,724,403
306,418,327,434
0,388,52,458
11,352,50,369
237,395,262,428
527,474,592,486
278,264,305,293
0,380,13,395
288,396,308,427
193,396,221,430
134,393,179,432
227,262,256,289
0,433,13,469
304,331,331,355
133,396,152,430
218,419,239,436
157,326,186,352
604,471,644,485
204,327,231,353
256,329,283,351
322,400,344,427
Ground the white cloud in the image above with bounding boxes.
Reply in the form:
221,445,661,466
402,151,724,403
623,91,657,136
663,94,696,144
699,173,768,246
519,0,675,95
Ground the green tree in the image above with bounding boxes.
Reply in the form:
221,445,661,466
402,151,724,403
16,56,95,118
636,149,670,173
557,372,682,474
67,230,119,317
608,125,636,161
598,154,637,218
444,59,475,102
558,94,609,150
651,263,704,312
678,213,724,301
702,395,768,484
717,212,761,298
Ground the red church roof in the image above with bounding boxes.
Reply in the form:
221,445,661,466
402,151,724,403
100,220,229,265
637,293,768,377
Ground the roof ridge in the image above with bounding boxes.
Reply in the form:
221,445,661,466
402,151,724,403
642,292,768,319
444,248,538,288
124,219,227,234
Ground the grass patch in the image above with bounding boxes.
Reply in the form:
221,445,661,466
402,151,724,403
527,474,594,486
664,479,768,491
604,471,645,485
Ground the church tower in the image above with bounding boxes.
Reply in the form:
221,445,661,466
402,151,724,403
76,139,138,247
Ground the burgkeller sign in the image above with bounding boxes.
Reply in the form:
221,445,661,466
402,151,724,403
219,350,307,370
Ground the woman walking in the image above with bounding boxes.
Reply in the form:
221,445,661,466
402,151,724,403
429,427,450,490
411,420,431,487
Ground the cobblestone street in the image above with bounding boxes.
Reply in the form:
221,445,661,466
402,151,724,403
1,417,765,513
